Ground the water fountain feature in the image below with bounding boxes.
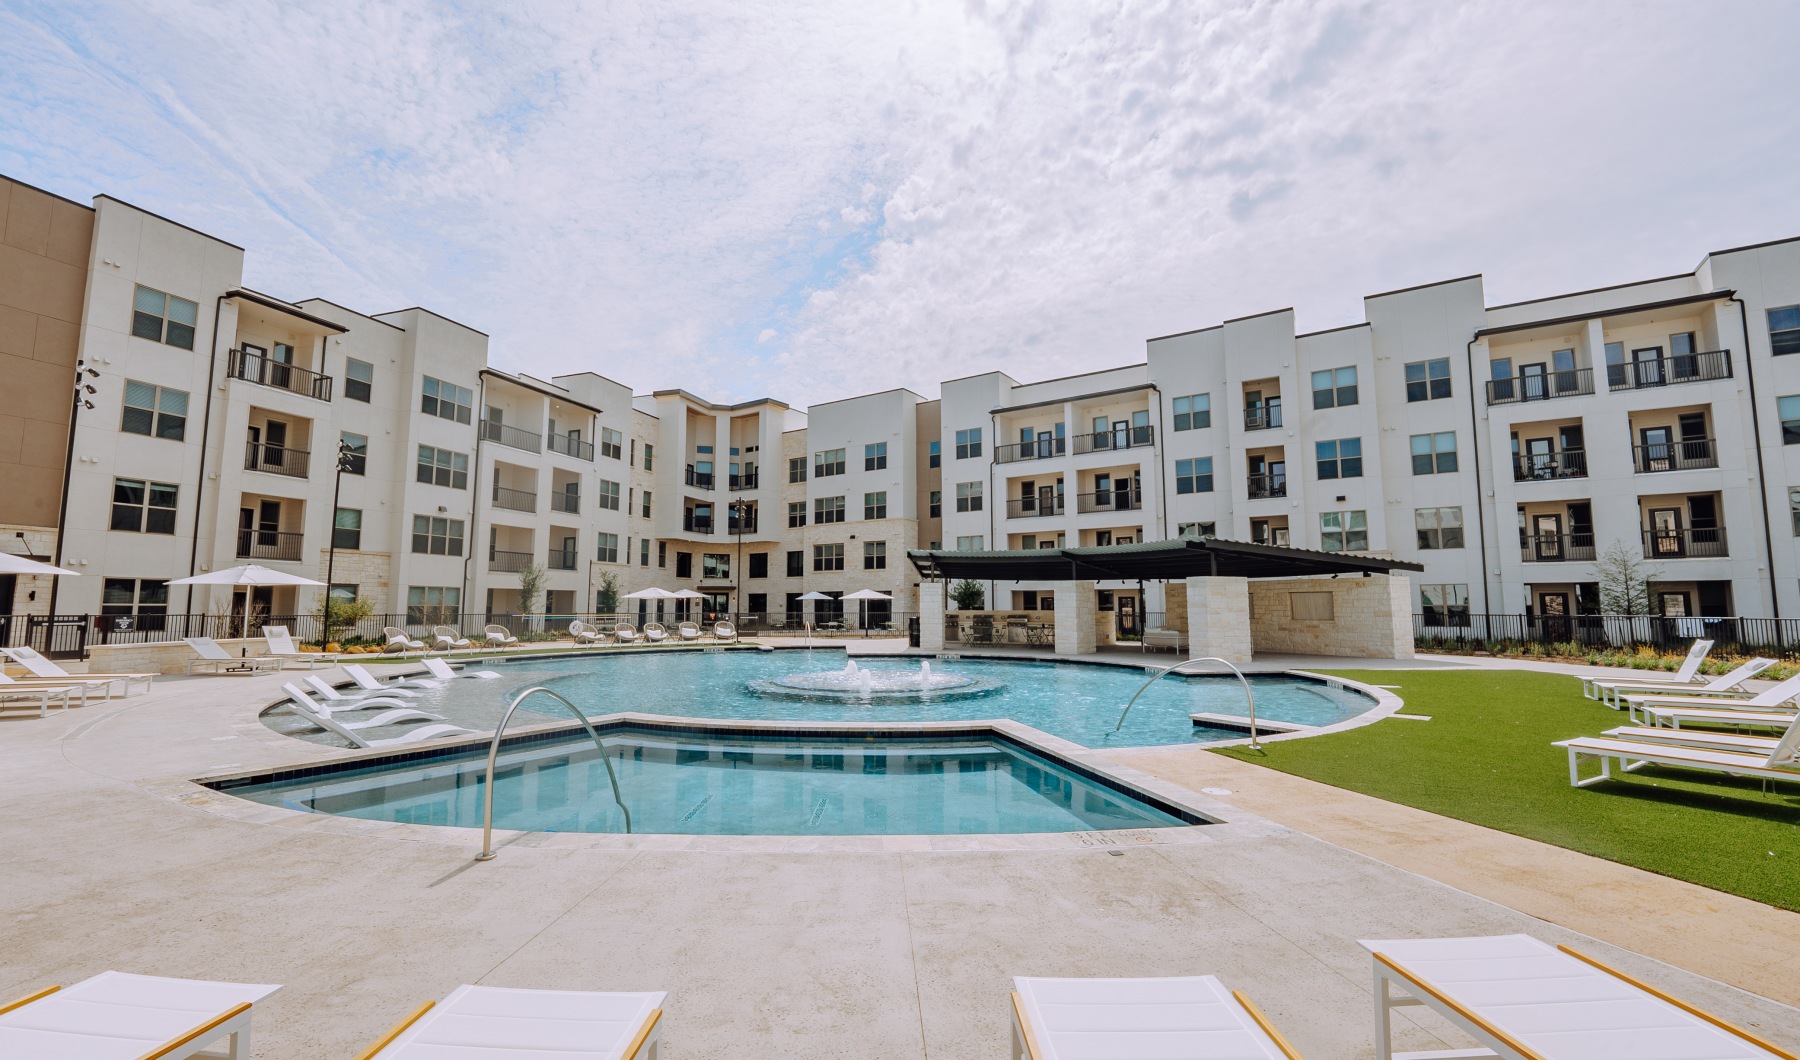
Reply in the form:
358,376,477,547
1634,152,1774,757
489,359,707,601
747,656,1000,702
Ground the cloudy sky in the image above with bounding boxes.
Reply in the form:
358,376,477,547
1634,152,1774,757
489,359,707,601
3,1,1798,406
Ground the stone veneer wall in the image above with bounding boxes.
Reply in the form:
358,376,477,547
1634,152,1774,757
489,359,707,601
1185,576,1252,664
316,549,393,614
1247,574,1414,659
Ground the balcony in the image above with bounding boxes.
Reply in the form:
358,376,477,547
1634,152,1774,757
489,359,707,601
548,548,579,571
1520,533,1596,563
683,518,714,535
1245,473,1286,500
1609,350,1732,392
489,549,533,573
994,437,1067,464
1632,438,1718,474
1075,489,1142,514
1243,405,1283,431
547,433,594,461
235,529,303,562
1006,495,1067,519
685,467,714,490
1513,449,1588,482
244,442,310,479
550,492,580,515
726,515,759,535
1071,425,1154,454
492,485,537,513
228,349,332,401
1644,527,1728,559
729,472,760,491
480,419,542,454
1486,367,1594,405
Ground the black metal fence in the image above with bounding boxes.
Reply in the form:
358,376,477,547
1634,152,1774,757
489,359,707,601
1415,612,1800,661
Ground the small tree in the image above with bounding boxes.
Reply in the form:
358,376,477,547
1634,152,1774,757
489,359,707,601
315,594,374,645
517,561,548,621
950,579,986,611
1590,539,1660,614
595,570,621,616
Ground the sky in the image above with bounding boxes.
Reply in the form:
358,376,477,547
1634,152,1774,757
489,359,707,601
3,0,1798,407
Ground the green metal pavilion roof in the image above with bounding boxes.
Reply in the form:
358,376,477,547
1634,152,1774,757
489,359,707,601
906,536,1423,582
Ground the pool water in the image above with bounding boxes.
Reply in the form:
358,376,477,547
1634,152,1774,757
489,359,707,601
218,728,1197,836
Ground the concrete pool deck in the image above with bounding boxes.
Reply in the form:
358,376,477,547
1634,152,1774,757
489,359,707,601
3,657,1798,1057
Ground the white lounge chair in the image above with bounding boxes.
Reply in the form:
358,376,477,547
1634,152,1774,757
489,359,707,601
423,657,501,681
1581,639,1712,701
288,682,438,724
485,624,520,648
1,646,154,695
0,970,280,1059
1363,934,1799,1059
283,687,475,749
613,623,640,644
1625,671,1800,725
1632,705,1799,730
358,984,667,1059
303,675,422,706
344,663,444,692
0,681,72,718
569,619,605,645
383,627,427,656
1011,975,1302,1060
261,625,340,669
431,625,475,652
184,636,282,675
1602,715,1800,756
643,622,669,644
0,671,109,707
713,621,737,643
677,622,702,642
1594,654,1772,709
1558,715,1800,787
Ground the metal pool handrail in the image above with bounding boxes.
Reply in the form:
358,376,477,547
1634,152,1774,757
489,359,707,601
1112,656,1260,750
475,686,632,862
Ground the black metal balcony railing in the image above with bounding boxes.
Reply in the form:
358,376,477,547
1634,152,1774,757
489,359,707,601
1513,449,1588,482
491,485,537,512
1519,533,1597,563
479,419,543,453
685,467,714,490
1071,425,1154,454
727,516,759,535
548,549,579,571
1486,367,1594,405
683,519,714,535
1633,438,1718,474
547,433,594,460
1644,527,1729,559
994,437,1068,464
1074,489,1142,514
235,529,303,561
488,549,533,573
1609,349,1732,392
1245,473,1287,499
729,472,759,490
1005,495,1067,518
243,442,310,478
1243,405,1283,431
228,349,332,401
550,492,580,514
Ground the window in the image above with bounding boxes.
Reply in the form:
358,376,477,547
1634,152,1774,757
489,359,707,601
1780,395,1800,445
1311,366,1358,408
598,479,622,511
630,439,636,466
864,442,887,470
1405,358,1452,402
658,542,667,568
703,553,731,580
340,432,367,475
955,428,982,459
1415,507,1464,549
788,456,807,483
130,285,197,349
787,501,806,528
344,358,373,402
675,551,692,578
1421,583,1471,627
815,496,846,524
749,552,769,578
643,442,653,470
955,535,985,551
1791,488,1800,536
864,541,886,569
929,490,941,518
955,481,983,512
813,543,845,571
814,448,845,477
599,427,623,459
410,515,464,556
1320,510,1368,552
1770,306,1800,357
1174,457,1213,494
640,538,651,566
109,479,177,534
1170,393,1211,431
596,532,619,563
640,491,652,518
1410,431,1458,475
928,440,941,468
406,586,461,623
120,381,188,440
1178,521,1216,538
864,491,887,520
1315,438,1363,479
101,578,169,626
332,508,362,550
786,550,804,577
420,376,473,424
415,446,469,489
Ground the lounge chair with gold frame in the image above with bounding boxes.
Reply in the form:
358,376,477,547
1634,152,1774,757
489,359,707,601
1009,975,1303,1059
0,970,280,1059
356,984,666,1059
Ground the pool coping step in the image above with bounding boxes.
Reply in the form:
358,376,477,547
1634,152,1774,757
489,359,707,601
1189,712,1314,734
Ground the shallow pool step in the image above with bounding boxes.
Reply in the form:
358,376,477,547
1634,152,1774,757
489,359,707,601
1189,712,1313,735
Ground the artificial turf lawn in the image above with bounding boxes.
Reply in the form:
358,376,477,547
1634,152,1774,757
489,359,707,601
1211,669,1800,913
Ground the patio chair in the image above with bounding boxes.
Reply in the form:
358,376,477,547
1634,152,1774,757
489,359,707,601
302,675,423,708
284,686,476,750
1602,715,1800,757
713,621,737,643
183,636,283,675
485,624,520,648
643,622,669,644
1010,975,1303,1060
1,646,154,695
1362,934,1799,1058
1558,726,1800,788
422,657,501,681
569,619,605,645
0,970,281,1060
261,625,340,669
613,623,641,644
1581,639,1712,700
0,670,112,707
344,663,443,692
1623,671,1800,724
286,690,445,734
0,682,72,719
431,625,474,652
677,621,703,642
1593,655,1772,709
357,984,667,1059
382,627,426,656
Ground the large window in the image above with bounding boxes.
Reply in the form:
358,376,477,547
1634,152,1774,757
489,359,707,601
332,508,362,550
600,427,623,459
1311,366,1358,409
1410,431,1458,474
864,442,887,470
955,535,985,551
929,490,941,518
131,285,197,349
101,578,169,626
406,586,461,623
955,428,982,459
813,543,845,571
1172,393,1210,431
416,446,469,489
344,358,373,402
1415,507,1464,549
789,456,807,482
109,479,178,534
928,440,941,468
1174,457,1213,494
788,501,806,528
1770,305,1800,357
1320,510,1368,552
749,552,769,578
815,496,846,524
120,380,188,440
814,448,846,477
703,553,731,580
410,515,464,555
598,479,622,510
340,432,367,475
864,491,887,519
1405,358,1452,402
786,550,804,577
596,532,619,563
1421,583,1471,627
1315,438,1363,479
1780,395,1800,444
420,376,473,423
864,541,886,569
955,481,983,512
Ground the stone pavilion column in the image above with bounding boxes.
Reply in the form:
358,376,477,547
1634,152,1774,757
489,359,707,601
1185,576,1252,665
1054,582,1098,656
919,580,946,651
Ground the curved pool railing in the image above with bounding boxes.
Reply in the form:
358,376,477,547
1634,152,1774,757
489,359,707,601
1112,656,1260,749
475,686,632,862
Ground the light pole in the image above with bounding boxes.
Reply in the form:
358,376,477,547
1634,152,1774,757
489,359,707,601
47,360,99,624
729,496,751,623
321,439,358,645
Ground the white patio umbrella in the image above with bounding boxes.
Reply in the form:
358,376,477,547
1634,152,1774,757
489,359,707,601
166,564,325,587
620,587,678,599
796,591,834,601
842,589,892,601
0,553,79,577
669,589,707,599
